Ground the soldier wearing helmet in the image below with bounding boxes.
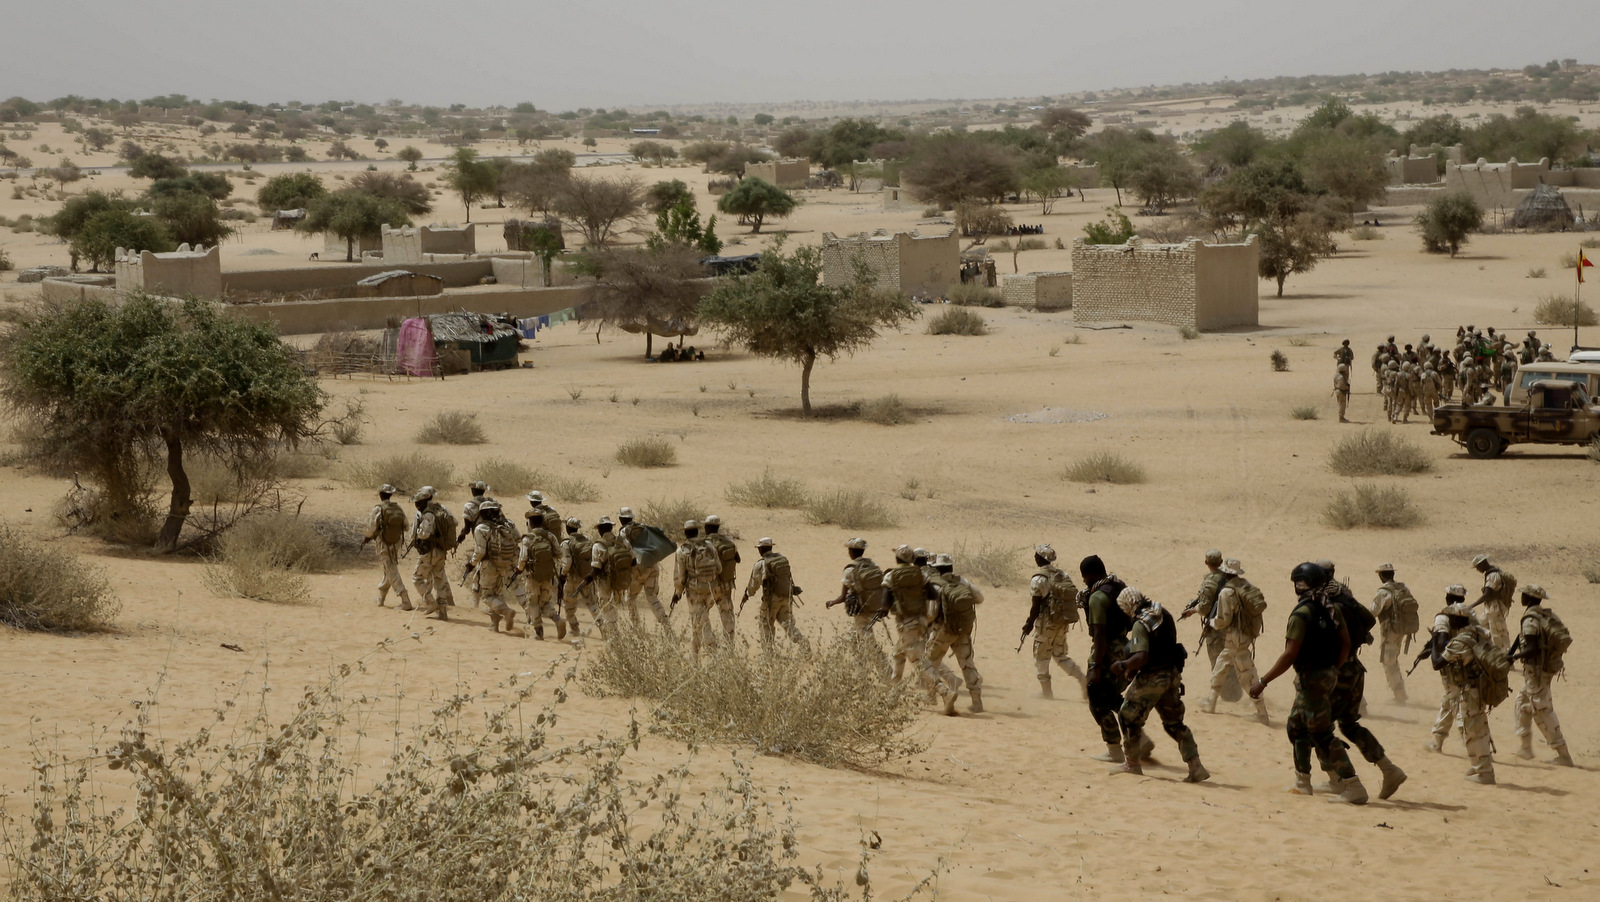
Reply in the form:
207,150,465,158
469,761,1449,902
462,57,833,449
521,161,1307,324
616,507,670,626
1250,562,1368,804
1431,601,1498,783
526,491,560,543
672,520,719,654
702,514,741,638
516,509,565,641
1334,339,1354,368
408,486,452,620
925,552,985,714
1181,549,1241,703
467,499,523,634
1509,585,1573,766
741,537,806,650
1421,584,1471,752
1021,543,1086,699
828,538,885,637
458,481,494,608
884,544,957,715
364,484,413,610
558,517,607,640
1107,587,1209,783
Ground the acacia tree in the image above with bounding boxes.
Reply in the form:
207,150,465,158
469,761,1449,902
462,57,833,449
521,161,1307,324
698,242,919,415
716,177,797,233
575,243,708,358
443,147,496,221
257,172,327,211
900,134,1019,208
1417,192,1483,257
298,190,411,261
553,175,644,246
1,294,325,550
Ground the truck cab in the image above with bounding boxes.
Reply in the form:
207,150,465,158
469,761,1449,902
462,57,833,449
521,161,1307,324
1432,380,1600,458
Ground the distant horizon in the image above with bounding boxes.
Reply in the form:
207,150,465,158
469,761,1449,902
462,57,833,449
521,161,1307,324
7,0,1591,113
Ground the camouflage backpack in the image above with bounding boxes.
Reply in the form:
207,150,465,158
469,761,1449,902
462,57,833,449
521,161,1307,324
522,530,557,582
1389,582,1420,637
940,577,978,635
854,558,884,595
1528,607,1573,673
887,565,926,618
1473,632,1512,709
688,538,722,586
762,553,793,599
379,501,407,545
1224,576,1268,641
428,502,460,553
567,535,595,580
1042,567,1080,625
707,532,739,582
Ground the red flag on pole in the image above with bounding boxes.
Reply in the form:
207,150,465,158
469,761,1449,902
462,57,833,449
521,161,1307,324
1581,250,1594,284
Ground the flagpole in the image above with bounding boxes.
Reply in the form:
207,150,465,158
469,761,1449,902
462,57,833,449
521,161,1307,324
1578,246,1583,355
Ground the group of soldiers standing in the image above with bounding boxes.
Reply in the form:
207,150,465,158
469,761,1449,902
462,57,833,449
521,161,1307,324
362,484,1577,799
1332,326,1556,423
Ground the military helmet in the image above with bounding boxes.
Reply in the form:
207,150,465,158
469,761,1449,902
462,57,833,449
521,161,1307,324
1204,548,1223,566
1444,583,1467,599
379,483,398,496
478,499,502,513
564,516,582,530
527,490,545,504
413,486,437,502
682,519,698,532
1375,562,1395,573
1220,558,1244,576
618,506,634,519
1521,584,1549,601
1421,333,1431,342
1470,553,1490,568
1442,602,1473,621
469,481,489,495
845,537,868,551
703,514,722,526
1035,543,1057,563
934,552,954,567
757,536,775,548
1290,561,1329,590
894,544,915,564
1116,587,1146,618
1315,558,1335,575
1341,339,1350,346
913,547,930,561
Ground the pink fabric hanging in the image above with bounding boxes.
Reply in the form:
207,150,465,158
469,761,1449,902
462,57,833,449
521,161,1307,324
395,317,437,376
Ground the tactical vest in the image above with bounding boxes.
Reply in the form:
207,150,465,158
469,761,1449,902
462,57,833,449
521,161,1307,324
1089,576,1131,640
1142,608,1185,672
1485,568,1517,608
428,502,459,552
602,533,634,590
1326,586,1375,649
1195,570,1226,619
1292,597,1342,674
1522,606,1572,674
480,520,518,564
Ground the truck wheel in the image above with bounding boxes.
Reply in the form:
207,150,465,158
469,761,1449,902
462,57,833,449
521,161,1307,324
1465,429,1504,459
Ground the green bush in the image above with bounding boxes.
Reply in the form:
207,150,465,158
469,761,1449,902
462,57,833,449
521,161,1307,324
616,437,677,468
415,410,488,445
0,524,120,631
1324,484,1424,530
804,489,896,529
1063,451,1147,485
1177,325,1199,340
1328,429,1433,476
724,469,809,509
927,307,988,336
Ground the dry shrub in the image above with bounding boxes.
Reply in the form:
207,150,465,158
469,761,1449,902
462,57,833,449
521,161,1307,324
804,489,896,529
546,473,600,504
1590,436,1600,464
1350,225,1382,240
202,512,339,603
858,394,912,425
927,307,988,336
1287,335,1311,347
1527,266,1547,279
1532,293,1597,327
0,661,925,901
1291,405,1320,420
468,456,540,497
271,451,332,480
0,524,120,631
582,622,928,769
1177,325,1199,340
1324,484,1424,530
415,410,488,445
951,539,1022,588
1328,429,1433,476
640,498,710,541
1062,451,1147,485
325,397,367,445
342,451,455,495
1270,349,1290,371
616,437,677,468
947,282,1002,307
305,330,378,373
725,469,809,509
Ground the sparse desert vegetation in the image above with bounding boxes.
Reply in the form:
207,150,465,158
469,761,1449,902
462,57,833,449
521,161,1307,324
616,437,678,468
1063,451,1147,485
1328,429,1433,476
1324,483,1425,530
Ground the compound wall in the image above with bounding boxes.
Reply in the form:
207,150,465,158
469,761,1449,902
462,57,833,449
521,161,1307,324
1445,158,1600,212
221,259,497,295
115,244,223,299
1072,236,1258,331
744,159,810,189
820,229,960,299
1001,271,1073,310
381,224,477,264
230,284,591,335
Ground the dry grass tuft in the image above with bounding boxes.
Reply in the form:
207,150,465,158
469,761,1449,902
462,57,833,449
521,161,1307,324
858,394,913,425
1063,451,1147,485
1270,349,1290,372
1287,335,1312,347
951,539,1023,588
1527,266,1547,279
1291,405,1320,420
467,456,539,497
947,282,1003,307
341,451,455,496
1532,293,1598,326
415,410,488,445
640,498,710,541
725,469,810,509
202,512,341,604
1177,324,1199,340
616,437,677,468
1328,429,1433,476
804,489,897,529
1324,484,1425,530
582,622,928,769
927,307,989,336
0,661,923,900
1350,225,1382,240
0,523,120,631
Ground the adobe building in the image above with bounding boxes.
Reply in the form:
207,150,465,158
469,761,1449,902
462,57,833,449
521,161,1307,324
1002,271,1073,310
1444,157,1600,212
1071,235,1258,331
821,228,960,299
381,223,477,264
114,244,222,300
744,159,810,189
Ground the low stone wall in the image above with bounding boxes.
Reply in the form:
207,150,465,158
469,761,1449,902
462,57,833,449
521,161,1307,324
222,260,495,295
1002,271,1073,310
230,284,591,335
40,277,120,304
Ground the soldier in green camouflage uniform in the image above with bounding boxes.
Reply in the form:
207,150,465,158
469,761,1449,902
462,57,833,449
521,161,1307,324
1081,554,1141,764
1109,588,1210,782
1250,562,1368,804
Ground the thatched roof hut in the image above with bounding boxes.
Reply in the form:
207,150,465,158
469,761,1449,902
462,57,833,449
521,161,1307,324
1512,182,1574,231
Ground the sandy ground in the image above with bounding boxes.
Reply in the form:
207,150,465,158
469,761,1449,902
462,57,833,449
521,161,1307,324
4,105,1600,900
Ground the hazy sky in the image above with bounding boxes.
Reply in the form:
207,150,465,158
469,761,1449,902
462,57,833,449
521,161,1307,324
10,0,1590,110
